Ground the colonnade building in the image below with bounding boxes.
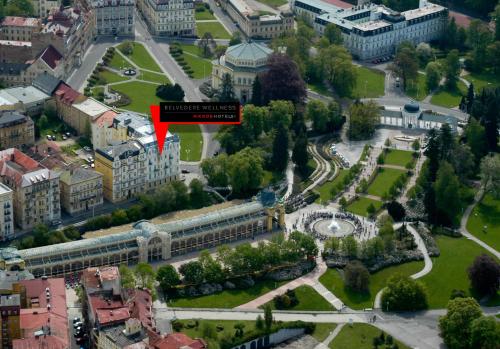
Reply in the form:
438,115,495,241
290,0,447,60
0,199,285,277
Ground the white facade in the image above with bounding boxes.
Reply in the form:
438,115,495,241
291,0,447,60
380,103,458,132
31,0,60,17
0,183,14,241
136,0,195,36
92,0,135,35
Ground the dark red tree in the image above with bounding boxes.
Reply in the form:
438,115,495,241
468,254,500,296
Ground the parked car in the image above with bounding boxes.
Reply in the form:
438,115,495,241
62,135,67,140
51,219,62,227
46,135,52,140
181,169,190,174
83,146,91,152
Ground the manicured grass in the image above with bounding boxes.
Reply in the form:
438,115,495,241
118,42,162,72
366,168,406,198
330,323,410,349
353,66,385,99
464,70,500,92
346,197,383,217
383,149,414,168
169,280,286,308
169,124,203,162
430,80,467,108
405,73,428,101
178,319,257,342
315,169,349,203
307,81,331,96
138,70,171,84
263,285,335,311
91,86,104,99
108,51,130,70
466,194,500,251
110,81,165,114
99,69,129,84
319,261,424,310
420,235,500,309
183,53,212,79
312,323,337,342
195,8,216,20
254,0,287,8
196,21,231,39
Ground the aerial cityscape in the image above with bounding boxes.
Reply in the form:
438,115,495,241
0,0,499,348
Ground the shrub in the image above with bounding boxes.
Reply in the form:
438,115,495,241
172,320,184,332
468,254,500,296
344,260,370,293
381,274,428,311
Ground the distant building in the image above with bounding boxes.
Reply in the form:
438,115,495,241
136,0,195,36
60,167,103,215
98,318,149,349
31,0,61,17
0,40,33,65
290,0,447,60
212,42,273,103
0,111,35,150
31,72,63,96
91,0,135,35
91,110,120,149
0,17,41,42
0,184,14,241
150,332,207,349
380,102,458,132
220,0,293,39
0,149,61,231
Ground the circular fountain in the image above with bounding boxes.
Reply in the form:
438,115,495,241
314,217,355,238
123,68,136,76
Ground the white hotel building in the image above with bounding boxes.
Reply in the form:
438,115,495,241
290,0,447,60
91,0,135,35
136,0,195,36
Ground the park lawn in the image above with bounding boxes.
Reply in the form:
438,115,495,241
178,319,256,342
366,168,406,198
319,261,424,310
255,0,287,8
108,51,130,70
119,42,162,72
195,9,216,20
405,73,428,101
420,235,500,309
99,69,129,84
196,21,231,39
430,80,467,108
263,285,335,311
383,149,414,168
353,66,385,99
110,81,165,114
307,81,331,96
183,53,213,79
312,323,337,342
169,280,286,308
138,70,171,84
464,70,500,92
91,86,104,98
466,194,500,251
346,197,383,217
169,124,203,161
329,323,411,349
315,169,349,203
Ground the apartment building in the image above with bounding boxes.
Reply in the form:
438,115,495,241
0,184,14,241
0,149,60,231
92,0,135,35
136,0,195,36
0,17,41,42
31,0,61,17
0,86,50,116
220,0,293,39
290,0,447,60
60,168,103,215
0,111,35,151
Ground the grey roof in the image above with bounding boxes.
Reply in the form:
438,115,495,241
0,62,29,75
101,324,147,347
0,110,29,127
404,102,420,113
1,86,50,104
226,42,273,61
380,109,402,118
421,112,458,128
32,72,62,96
95,140,143,161
60,168,102,185
0,269,34,291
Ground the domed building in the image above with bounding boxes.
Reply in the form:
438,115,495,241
211,42,273,103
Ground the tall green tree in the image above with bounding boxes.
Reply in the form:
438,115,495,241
264,305,273,331
216,73,236,102
434,161,461,226
439,297,483,349
480,154,500,199
271,124,289,172
306,100,329,133
323,23,343,45
390,42,418,90
467,20,493,72
347,100,380,140
465,118,487,164
134,262,155,289
250,75,263,106
156,265,180,292
425,61,441,91
189,179,209,209
470,316,500,349
381,274,428,311
119,265,135,289
292,131,309,176
319,44,357,97
445,49,460,90
179,260,204,284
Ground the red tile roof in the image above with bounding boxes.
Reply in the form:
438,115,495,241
151,333,206,349
449,11,473,28
82,266,119,290
321,0,352,9
39,45,63,70
1,16,40,27
93,110,117,128
128,289,154,330
96,307,130,325
13,335,66,349
54,82,83,105
0,148,45,187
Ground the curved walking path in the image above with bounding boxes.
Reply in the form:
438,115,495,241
374,223,433,309
460,188,500,259
302,142,331,195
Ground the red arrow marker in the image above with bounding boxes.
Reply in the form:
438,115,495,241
150,105,169,155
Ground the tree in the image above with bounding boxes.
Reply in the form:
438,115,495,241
37,115,49,131
327,101,344,131
416,43,432,67
292,131,309,176
493,3,500,41
119,265,135,289
4,0,34,16
445,49,460,90
264,304,273,331
480,154,500,198
199,250,226,283
260,54,306,105
323,23,343,45
470,316,500,349
425,61,441,91
466,118,486,165
234,322,246,337
319,44,357,97
216,73,236,102
250,75,263,106
134,262,155,289
62,226,80,240
268,100,294,129
156,265,180,292
179,260,204,285
381,275,428,311
386,201,405,221
472,88,499,152
271,124,289,172
229,32,242,46
439,297,482,349
451,144,475,182
255,315,264,330
120,40,134,55
189,179,209,209
367,203,376,216
468,254,500,297
466,83,475,114
390,42,418,90
344,261,370,293
348,100,380,140
201,322,217,340
444,17,458,49
156,84,185,101
341,235,358,259
434,162,461,227
307,100,329,133
227,147,264,196
467,20,493,72
198,32,214,57
111,209,129,226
